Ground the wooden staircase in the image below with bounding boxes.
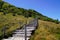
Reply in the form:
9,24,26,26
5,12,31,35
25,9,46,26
2,18,38,40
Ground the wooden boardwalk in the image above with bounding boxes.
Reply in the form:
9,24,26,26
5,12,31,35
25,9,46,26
2,18,38,40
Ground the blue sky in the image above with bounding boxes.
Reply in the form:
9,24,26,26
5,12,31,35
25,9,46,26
3,0,60,20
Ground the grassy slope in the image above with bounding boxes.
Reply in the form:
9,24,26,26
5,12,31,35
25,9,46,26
0,0,60,24
0,12,33,38
0,12,25,36
30,20,60,40
0,1,60,40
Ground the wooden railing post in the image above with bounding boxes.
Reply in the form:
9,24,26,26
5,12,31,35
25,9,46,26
24,24,27,40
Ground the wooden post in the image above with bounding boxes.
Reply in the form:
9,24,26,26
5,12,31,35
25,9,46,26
24,24,27,40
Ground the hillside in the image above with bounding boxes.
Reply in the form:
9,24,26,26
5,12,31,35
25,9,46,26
0,0,60,23
30,20,60,40
0,12,34,40
0,0,60,40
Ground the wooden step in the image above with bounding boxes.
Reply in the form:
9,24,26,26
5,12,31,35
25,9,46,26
14,31,32,34
16,28,35,32
13,33,31,37
3,37,30,40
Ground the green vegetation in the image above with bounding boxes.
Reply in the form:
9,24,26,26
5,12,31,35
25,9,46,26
0,13,26,40
0,12,33,40
0,0,60,23
0,0,60,40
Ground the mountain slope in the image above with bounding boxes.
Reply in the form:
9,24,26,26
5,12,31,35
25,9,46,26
0,0,60,23
30,20,60,40
0,12,33,40
0,0,60,40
